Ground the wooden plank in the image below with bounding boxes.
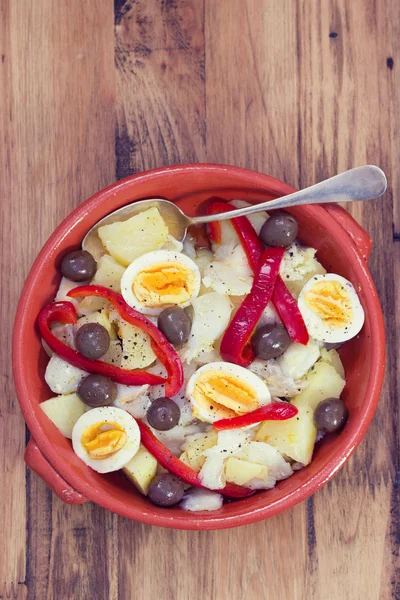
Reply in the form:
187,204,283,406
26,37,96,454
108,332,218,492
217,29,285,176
119,506,310,600
1,2,29,597
0,1,117,598
294,2,399,598
114,0,206,178
205,0,300,185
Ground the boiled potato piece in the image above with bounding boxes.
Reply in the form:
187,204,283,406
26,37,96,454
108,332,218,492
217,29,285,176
118,320,156,369
237,441,293,481
294,360,345,411
92,254,126,292
83,231,106,262
100,340,123,366
77,309,117,340
179,451,192,468
78,296,106,313
185,430,218,472
255,360,345,464
320,348,345,379
225,457,269,486
255,403,317,465
98,207,169,266
40,393,86,438
123,444,158,495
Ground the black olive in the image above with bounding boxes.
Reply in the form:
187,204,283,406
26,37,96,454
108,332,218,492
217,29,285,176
313,397,348,432
259,211,298,247
252,324,291,359
77,374,118,407
76,323,110,359
147,473,185,507
158,306,191,345
147,398,180,431
60,250,96,281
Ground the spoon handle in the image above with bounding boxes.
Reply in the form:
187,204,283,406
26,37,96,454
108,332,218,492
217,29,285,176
192,165,387,224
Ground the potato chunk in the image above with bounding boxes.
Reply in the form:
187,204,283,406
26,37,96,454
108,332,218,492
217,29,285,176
320,348,345,379
184,430,218,472
225,457,269,486
92,254,126,292
123,444,158,495
98,207,169,266
255,354,346,465
40,393,86,438
293,360,345,411
255,403,317,465
118,320,156,369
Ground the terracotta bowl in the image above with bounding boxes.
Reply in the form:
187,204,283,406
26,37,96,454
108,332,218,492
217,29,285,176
13,164,385,530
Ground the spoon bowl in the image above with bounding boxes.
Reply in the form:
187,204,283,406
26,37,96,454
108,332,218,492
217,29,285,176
82,198,189,258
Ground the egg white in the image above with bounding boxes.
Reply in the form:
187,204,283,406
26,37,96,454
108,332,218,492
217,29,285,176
121,250,201,315
186,362,271,424
298,273,365,343
72,406,140,473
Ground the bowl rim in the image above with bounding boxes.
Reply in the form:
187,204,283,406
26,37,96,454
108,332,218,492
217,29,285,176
13,163,386,529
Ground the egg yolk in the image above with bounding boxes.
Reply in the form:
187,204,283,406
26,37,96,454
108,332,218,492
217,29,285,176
81,421,127,460
133,262,195,307
305,280,353,327
192,371,258,420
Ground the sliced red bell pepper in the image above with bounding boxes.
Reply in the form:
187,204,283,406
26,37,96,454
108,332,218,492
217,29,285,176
206,200,309,345
206,200,264,272
214,402,298,430
38,301,168,388
220,247,285,367
66,285,184,397
272,277,309,344
137,420,254,498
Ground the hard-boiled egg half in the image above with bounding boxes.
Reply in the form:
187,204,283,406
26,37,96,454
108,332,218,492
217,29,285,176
72,406,140,473
298,273,365,343
121,250,201,315
186,362,271,423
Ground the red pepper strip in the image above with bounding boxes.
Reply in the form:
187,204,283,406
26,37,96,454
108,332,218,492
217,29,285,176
205,198,226,243
67,285,184,397
137,420,255,498
206,201,263,271
38,302,167,387
205,201,309,344
214,402,298,430
187,224,211,249
220,247,285,367
272,277,309,344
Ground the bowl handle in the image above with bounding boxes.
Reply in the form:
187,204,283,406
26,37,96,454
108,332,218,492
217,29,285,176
24,438,87,505
322,204,372,261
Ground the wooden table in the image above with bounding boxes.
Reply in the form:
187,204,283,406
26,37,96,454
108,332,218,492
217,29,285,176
1,1,399,598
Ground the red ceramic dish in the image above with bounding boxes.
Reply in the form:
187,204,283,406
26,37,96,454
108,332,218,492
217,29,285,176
13,164,385,529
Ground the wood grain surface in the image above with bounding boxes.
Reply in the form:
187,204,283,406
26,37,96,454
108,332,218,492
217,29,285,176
1,1,399,598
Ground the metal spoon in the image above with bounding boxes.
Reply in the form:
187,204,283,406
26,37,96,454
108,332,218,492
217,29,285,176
83,165,387,254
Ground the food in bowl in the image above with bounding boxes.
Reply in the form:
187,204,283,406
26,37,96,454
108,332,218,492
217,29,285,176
37,200,364,512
